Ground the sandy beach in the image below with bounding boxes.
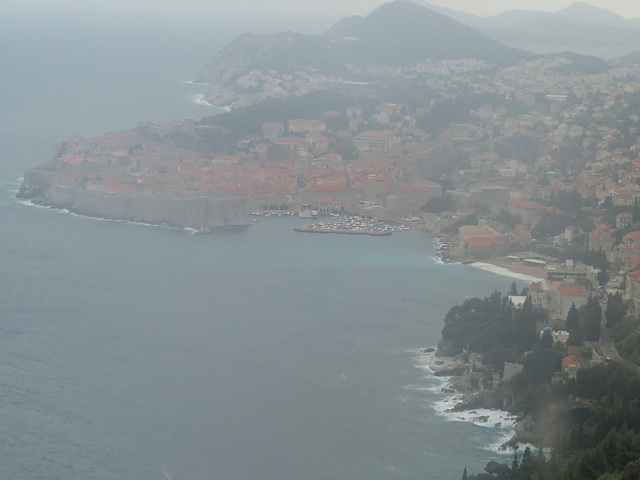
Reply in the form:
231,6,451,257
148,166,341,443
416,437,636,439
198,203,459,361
442,250,546,283
480,259,547,280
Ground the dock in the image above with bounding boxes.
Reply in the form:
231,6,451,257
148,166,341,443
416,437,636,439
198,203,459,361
293,226,392,236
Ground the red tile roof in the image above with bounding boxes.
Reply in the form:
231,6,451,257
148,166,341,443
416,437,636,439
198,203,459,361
557,285,588,297
508,198,546,209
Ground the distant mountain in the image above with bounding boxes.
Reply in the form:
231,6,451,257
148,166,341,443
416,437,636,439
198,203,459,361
324,1,529,65
196,0,531,84
612,50,640,66
417,0,636,29
413,0,640,59
551,2,631,27
397,1,481,29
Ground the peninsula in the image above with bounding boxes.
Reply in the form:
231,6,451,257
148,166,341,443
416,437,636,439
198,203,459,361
15,0,640,477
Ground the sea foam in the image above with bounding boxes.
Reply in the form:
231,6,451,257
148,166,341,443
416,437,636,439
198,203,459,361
409,348,520,455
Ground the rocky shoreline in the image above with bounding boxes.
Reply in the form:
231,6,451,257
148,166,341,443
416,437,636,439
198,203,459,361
429,351,538,449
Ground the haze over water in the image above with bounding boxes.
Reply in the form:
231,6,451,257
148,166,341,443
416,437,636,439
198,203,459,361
1,17,522,479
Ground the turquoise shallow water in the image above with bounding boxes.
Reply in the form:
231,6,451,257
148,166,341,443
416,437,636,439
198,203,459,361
0,17,521,480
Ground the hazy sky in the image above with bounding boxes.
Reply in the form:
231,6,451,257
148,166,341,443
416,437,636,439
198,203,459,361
3,0,639,19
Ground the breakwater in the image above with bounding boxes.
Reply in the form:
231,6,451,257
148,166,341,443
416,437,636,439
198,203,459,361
294,226,392,236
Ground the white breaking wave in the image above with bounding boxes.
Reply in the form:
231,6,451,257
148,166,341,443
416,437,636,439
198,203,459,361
432,255,446,265
18,199,199,233
190,94,215,107
189,93,231,112
161,466,173,480
182,79,212,85
408,349,520,454
469,262,543,283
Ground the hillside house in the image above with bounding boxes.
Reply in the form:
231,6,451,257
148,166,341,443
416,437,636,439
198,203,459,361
507,199,546,226
589,230,614,254
562,355,580,380
554,285,588,321
354,130,399,152
262,122,284,142
288,119,326,134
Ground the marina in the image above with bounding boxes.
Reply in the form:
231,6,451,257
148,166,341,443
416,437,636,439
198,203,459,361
294,226,392,236
294,214,411,236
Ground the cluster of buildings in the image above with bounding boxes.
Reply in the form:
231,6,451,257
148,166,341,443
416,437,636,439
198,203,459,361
39,51,640,309
47,105,443,222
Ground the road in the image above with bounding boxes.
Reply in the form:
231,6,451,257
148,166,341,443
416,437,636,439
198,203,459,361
599,299,640,374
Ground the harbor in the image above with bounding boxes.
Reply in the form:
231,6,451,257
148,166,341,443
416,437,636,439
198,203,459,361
294,226,392,236
294,213,411,236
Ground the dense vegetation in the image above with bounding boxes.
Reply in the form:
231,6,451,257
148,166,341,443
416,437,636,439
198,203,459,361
442,288,640,480
466,362,640,480
441,290,538,360
417,92,514,133
200,91,368,138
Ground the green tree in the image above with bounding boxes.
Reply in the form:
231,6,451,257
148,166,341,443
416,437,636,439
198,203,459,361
540,331,553,349
334,139,358,160
566,303,580,331
584,296,602,342
422,193,454,213
266,144,290,161
606,293,626,329
568,327,584,346
622,458,640,480
483,460,511,479
514,296,537,354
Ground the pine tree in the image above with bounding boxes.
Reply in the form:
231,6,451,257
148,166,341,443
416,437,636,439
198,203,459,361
461,467,468,480
584,296,602,341
566,302,580,331
521,296,537,352
511,446,520,477
540,331,554,348
606,292,626,329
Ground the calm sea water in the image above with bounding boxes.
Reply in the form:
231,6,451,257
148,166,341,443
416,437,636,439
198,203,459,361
0,16,523,480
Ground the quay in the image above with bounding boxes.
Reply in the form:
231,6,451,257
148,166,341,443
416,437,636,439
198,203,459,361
293,226,392,236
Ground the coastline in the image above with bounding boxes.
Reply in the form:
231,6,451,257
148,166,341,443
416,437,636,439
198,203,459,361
416,349,521,454
468,260,545,283
432,231,545,284
425,246,548,451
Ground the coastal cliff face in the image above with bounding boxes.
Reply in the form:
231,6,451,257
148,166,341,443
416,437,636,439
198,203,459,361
18,169,250,230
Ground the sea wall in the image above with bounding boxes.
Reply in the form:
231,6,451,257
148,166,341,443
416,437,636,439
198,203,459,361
47,185,250,229
17,168,56,198
18,171,250,229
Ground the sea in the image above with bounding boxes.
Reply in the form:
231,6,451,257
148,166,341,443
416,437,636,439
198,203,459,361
0,14,537,480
